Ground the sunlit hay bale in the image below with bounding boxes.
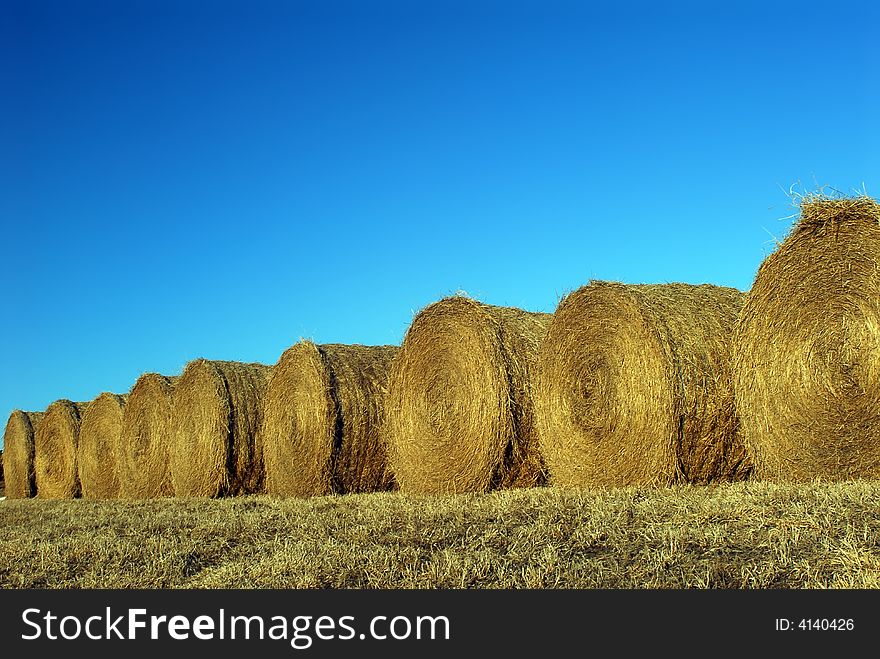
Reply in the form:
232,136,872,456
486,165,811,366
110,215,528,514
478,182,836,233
118,373,179,498
262,341,398,497
384,296,552,494
2,410,43,498
170,359,270,497
734,195,880,481
535,281,751,487
77,392,127,499
34,400,85,499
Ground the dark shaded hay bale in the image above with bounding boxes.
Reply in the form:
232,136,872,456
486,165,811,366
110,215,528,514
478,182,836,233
734,196,880,481
78,392,127,499
118,373,179,498
263,341,398,497
34,400,85,499
2,410,43,498
535,282,751,487
170,360,270,497
385,296,552,494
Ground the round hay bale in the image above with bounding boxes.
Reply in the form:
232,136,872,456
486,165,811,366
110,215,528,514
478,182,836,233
118,373,179,498
77,392,127,499
34,399,85,499
384,296,552,494
2,410,43,498
263,341,398,497
170,359,270,497
535,281,751,487
734,195,880,481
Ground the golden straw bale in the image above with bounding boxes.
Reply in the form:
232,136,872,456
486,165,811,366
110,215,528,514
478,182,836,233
536,281,750,487
170,359,270,497
78,392,127,499
263,341,398,497
734,196,880,481
385,296,552,494
34,399,85,499
2,410,43,498
118,373,178,498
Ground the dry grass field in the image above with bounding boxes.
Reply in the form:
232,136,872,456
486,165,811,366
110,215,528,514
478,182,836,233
1,481,878,588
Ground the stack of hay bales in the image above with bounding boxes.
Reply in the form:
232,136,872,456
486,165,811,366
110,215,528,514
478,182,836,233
9,193,878,498
78,392,127,499
118,373,178,497
734,196,880,481
384,296,552,494
262,341,398,497
535,282,751,487
2,410,43,498
34,400,85,499
170,359,270,497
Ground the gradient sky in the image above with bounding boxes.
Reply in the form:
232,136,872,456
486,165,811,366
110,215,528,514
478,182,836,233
2,0,878,437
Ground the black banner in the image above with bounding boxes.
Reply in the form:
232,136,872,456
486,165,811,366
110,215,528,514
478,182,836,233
0,589,876,656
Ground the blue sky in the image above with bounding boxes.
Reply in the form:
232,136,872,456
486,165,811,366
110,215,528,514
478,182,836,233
1,0,878,433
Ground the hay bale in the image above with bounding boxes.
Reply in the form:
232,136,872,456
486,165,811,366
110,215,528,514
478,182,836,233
34,400,85,499
118,373,178,498
384,296,552,494
170,359,270,497
262,341,398,497
535,281,751,487
734,195,880,481
2,410,43,498
77,392,127,499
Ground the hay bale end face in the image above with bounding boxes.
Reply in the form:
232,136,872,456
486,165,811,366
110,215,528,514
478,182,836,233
118,373,178,498
78,392,127,499
384,296,552,494
34,400,85,499
170,359,270,497
734,196,880,481
2,410,43,498
263,341,398,497
535,281,750,487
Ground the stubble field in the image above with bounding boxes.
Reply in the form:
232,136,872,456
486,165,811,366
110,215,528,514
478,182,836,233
1,481,878,589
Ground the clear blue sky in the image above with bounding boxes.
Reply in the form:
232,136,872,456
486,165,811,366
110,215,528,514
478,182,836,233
2,0,878,434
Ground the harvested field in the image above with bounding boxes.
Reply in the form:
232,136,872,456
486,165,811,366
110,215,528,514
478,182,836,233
0,481,878,588
385,296,552,494
2,411,43,499
535,282,751,487
263,341,397,497
170,360,270,497
78,392,127,499
735,196,880,481
119,373,178,498
33,400,84,500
